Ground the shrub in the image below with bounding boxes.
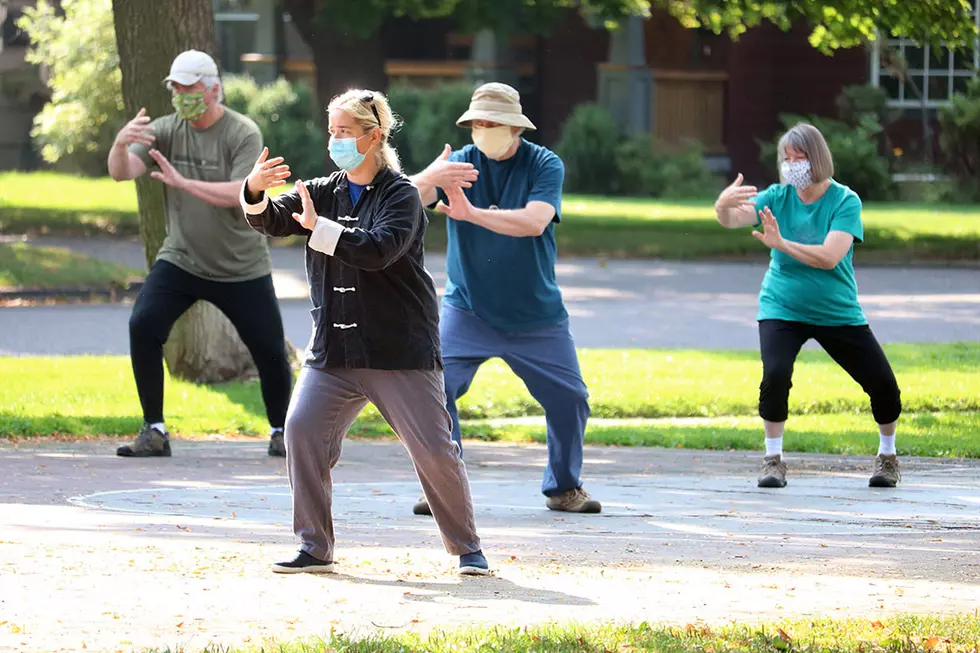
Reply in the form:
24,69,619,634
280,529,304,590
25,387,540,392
386,81,475,174
555,103,622,194
224,75,324,178
759,114,893,201
939,76,980,202
836,84,894,127
616,136,722,199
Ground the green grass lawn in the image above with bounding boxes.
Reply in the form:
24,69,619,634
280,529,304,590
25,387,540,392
2,344,978,457
143,615,980,653
0,172,140,236
2,172,978,262
0,241,139,289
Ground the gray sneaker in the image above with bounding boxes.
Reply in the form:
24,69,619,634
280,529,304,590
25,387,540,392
546,487,602,513
268,431,286,457
117,423,171,457
757,454,787,488
869,454,901,488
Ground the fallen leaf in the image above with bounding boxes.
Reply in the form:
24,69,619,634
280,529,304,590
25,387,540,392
871,620,885,629
176,622,184,628
777,628,792,642
924,636,940,650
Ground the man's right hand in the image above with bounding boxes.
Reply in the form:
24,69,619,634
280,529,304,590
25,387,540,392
421,144,479,189
245,147,291,197
114,108,156,148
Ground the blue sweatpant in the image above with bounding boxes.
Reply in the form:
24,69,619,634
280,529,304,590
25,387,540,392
440,303,590,497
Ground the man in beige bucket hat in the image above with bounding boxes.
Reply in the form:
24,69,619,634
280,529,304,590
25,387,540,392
410,82,602,516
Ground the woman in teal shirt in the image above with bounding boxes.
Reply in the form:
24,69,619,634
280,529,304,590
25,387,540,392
713,122,902,489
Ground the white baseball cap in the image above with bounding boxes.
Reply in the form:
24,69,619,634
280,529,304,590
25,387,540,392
163,50,219,86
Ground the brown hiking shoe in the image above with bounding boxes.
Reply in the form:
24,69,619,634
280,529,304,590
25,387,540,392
412,496,432,516
546,487,602,513
116,423,171,458
869,454,901,488
268,431,286,457
757,454,787,488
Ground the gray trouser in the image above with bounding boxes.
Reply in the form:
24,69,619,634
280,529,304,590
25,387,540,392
284,366,482,562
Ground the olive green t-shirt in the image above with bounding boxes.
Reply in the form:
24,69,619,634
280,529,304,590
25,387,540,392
129,108,271,281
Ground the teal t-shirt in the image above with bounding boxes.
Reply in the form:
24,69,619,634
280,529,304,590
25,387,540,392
753,180,867,326
436,141,566,332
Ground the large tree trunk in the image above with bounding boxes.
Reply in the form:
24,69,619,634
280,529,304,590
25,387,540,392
112,0,288,384
283,0,388,170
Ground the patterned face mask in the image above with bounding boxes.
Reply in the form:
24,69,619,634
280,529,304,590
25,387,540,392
781,159,813,190
172,92,207,121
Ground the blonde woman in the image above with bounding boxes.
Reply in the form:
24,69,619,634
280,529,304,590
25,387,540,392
714,122,902,489
240,89,488,576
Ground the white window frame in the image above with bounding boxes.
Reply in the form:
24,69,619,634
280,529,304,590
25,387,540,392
870,1,980,108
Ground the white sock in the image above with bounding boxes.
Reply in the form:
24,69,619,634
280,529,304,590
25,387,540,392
271,427,284,436
878,434,896,456
150,422,166,434
765,437,783,457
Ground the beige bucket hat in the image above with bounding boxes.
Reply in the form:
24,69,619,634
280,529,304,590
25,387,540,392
456,82,536,131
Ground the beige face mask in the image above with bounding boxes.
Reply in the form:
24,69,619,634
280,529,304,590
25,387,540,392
472,126,515,159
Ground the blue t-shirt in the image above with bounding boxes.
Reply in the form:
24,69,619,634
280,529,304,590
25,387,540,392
437,141,566,332
753,180,867,326
348,180,365,206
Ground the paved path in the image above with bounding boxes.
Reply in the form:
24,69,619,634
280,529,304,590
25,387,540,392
1,236,978,354
1,438,978,652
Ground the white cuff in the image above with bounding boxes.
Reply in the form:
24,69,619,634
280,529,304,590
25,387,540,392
308,217,344,256
240,182,269,215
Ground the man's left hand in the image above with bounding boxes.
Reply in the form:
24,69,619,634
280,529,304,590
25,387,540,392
435,185,475,222
149,149,187,190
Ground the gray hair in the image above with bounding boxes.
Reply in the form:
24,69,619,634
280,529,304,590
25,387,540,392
201,75,224,103
777,123,834,183
165,75,224,104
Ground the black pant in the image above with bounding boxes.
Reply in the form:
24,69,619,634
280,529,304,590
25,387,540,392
758,319,902,424
129,260,292,427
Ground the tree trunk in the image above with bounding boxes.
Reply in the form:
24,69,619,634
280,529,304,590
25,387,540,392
111,0,290,384
283,0,388,170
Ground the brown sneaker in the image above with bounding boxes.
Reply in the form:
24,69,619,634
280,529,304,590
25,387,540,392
869,454,901,488
546,487,602,513
412,496,432,516
757,454,787,488
268,431,286,457
116,423,171,457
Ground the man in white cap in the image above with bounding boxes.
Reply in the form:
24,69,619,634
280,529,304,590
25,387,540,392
107,49,293,458
410,82,601,515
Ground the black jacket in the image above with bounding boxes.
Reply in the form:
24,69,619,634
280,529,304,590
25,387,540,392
242,167,442,371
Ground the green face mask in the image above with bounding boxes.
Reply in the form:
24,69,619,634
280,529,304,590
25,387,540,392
172,92,207,121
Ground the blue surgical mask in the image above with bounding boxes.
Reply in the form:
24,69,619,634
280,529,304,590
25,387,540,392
328,135,366,171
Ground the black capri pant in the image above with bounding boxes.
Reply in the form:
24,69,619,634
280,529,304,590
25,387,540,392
758,319,902,424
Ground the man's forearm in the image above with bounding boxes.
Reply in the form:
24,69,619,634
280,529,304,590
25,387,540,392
408,172,437,207
465,207,546,238
180,179,246,208
107,143,136,181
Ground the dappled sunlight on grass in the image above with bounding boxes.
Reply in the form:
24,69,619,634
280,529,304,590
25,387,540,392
1,345,978,452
